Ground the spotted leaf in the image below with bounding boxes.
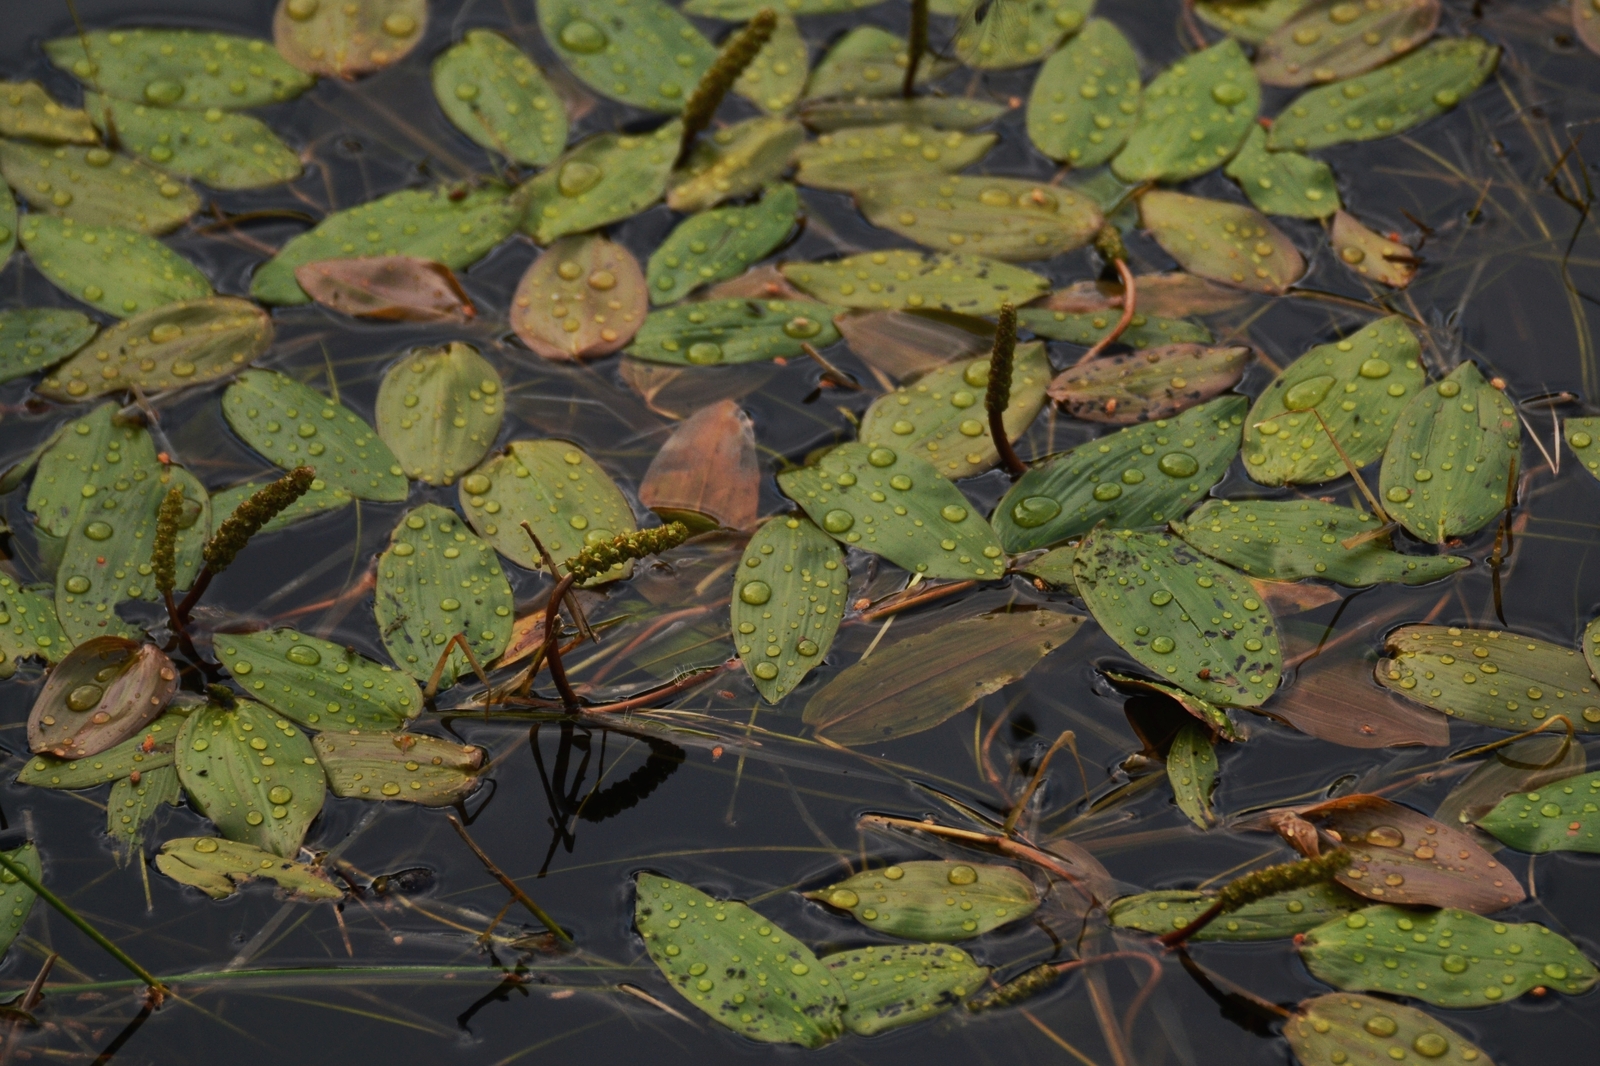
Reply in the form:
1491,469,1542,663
1114,39,1258,183
950,0,1093,70
795,124,995,192
1020,308,1213,348
28,638,177,760
376,342,503,485
155,836,342,901
1286,993,1496,1066
1168,721,1218,827
1046,343,1250,424
48,28,313,108
0,844,40,959
732,514,846,703
0,81,97,143
805,860,1039,939
735,12,808,114
798,96,1010,131
1256,0,1441,88
1139,190,1305,294
803,26,951,101
0,141,199,235
539,0,715,113
512,234,648,360
647,185,797,306
18,711,184,789
824,944,989,1036
20,216,210,320
625,298,840,366
1331,210,1417,287
782,250,1048,313
1224,125,1340,219
857,174,1103,262
0,309,96,386
521,123,680,244
432,29,567,167
274,0,428,78
83,93,300,190
1027,19,1142,167
667,117,804,213
0,575,68,673
313,731,485,806
1197,0,1322,42
1110,883,1366,941
215,629,421,731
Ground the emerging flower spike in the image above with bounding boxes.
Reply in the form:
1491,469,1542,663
563,522,690,583
203,466,315,574
152,487,184,594
678,9,778,164
965,962,1060,1013
1161,848,1351,946
986,302,1026,475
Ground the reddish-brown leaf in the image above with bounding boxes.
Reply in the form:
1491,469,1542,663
295,255,475,321
1330,211,1418,289
1250,578,1343,616
835,309,992,381
702,264,813,302
512,234,647,361
29,638,178,760
638,400,760,532
1048,343,1251,424
1041,273,1252,318
1267,651,1450,748
617,359,776,419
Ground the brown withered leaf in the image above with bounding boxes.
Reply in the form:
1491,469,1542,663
836,310,992,381
1250,578,1343,616
1267,651,1450,749
274,0,428,79
701,264,813,302
1048,344,1251,424
512,234,647,362
1041,273,1252,318
295,256,475,321
1331,211,1417,288
638,400,759,532
618,359,776,420
29,638,178,760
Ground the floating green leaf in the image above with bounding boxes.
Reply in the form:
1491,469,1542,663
313,731,485,806
37,297,271,403
1197,0,1317,43
795,124,995,191
215,629,421,731
0,309,96,385
647,186,798,306
1478,771,1600,854
779,442,1005,580
273,0,428,78
18,712,184,789
992,394,1246,553
223,369,407,502
108,763,182,856
1175,499,1468,586
0,844,40,960
1139,190,1305,294
1267,37,1498,151
375,503,514,687
176,698,326,857
1437,732,1585,829
635,873,845,1048
47,28,313,109
1224,125,1340,219
1020,309,1212,348
252,185,521,305
1380,363,1518,543
28,403,158,544
1018,545,1078,590
1168,721,1217,827
667,117,805,213
20,215,211,319
1113,39,1258,183
1286,993,1496,1066
732,515,847,703
798,96,1010,131
1075,527,1282,707
539,0,715,113
805,861,1039,939
857,174,1103,262
1300,905,1597,1006
432,30,567,167
804,26,950,101
521,123,679,244
458,440,637,583
736,12,807,113
1377,625,1600,733
155,836,342,901
0,81,97,143
0,141,199,235
1257,0,1441,88
823,944,989,1035
27,639,176,759
1243,315,1424,486
626,298,840,366
376,342,503,485
1026,18,1142,167
208,480,352,534
951,0,1093,70
859,343,1049,481
1109,883,1366,941
0,574,68,673
782,250,1048,313
687,0,887,13
1047,343,1250,424
83,93,300,190
803,610,1083,744
0,173,12,269
1565,417,1600,483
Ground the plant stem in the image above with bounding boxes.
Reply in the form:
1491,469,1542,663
903,0,928,98
541,573,582,711
446,816,571,943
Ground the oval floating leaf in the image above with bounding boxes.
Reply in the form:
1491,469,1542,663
18,712,184,789
1196,0,1311,42
225,369,405,502
0,308,96,385
48,28,313,108
252,184,521,305
1140,190,1305,294
1168,721,1218,827
176,698,325,857
376,503,514,687
376,342,503,485
539,0,715,113
736,12,807,114
951,0,1092,70
1176,499,1468,586
313,731,484,806
0,574,69,672
635,873,845,1048
522,123,680,244
1287,993,1495,1066
626,297,841,366
1564,416,1600,482
155,836,342,901
1110,883,1366,941
215,628,421,731
803,26,951,101
732,514,846,702
83,93,300,190
798,96,1010,131
667,117,804,213
513,234,647,360
993,394,1246,553
107,763,182,856
38,297,271,402
273,0,428,78
1243,315,1424,486
1379,363,1518,543
0,81,97,144
1478,770,1600,853
458,440,637,582
782,250,1049,313
1267,37,1498,151
1020,308,1213,348
1378,625,1600,734
856,174,1103,262
1257,0,1440,87
295,256,475,322
647,185,797,306
803,610,1082,744
805,860,1040,939
1075,527,1282,708
1047,343,1250,424
28,402,159,543
1113,39,1258,183
0,141,199,235
0,844,40,960
1300,905,1596,1006
1224,125,1340,219
1331,210,1417,287
640,400,760,531
795,124,995,192
824,944,988,1035
28,638,176,759
431,29,567,167
20,215,211,319
1027,19,1142,167
860,343,1049,481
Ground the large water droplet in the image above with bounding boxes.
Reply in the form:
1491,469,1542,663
1365,825,1404,847
1364,1016,1398,1038
1412,1033,1449,1059
286,0,319,19
1358,358,1391,379
948,865,977,885
1011,496,1060,528
268,785,293,804
686,342,723,365
560,19,609,53
557,160,602,197
867,447,896,467
286,644,321,666
462,473,491,496
829,888,859,908
1150,590,1173,606
1150,637,1176,654
64,576,91,594
84,521,113,541
66,684,103,712
1211,82,1247,106
963,362,989,388
144,79,185,105
940,504,968,523
797,639,818,657
783,316,821,339
753,662,778,680
740,580,771,605
822,509,854,534
382,13,417,36
440,598,462,611
1283,375,1335,411
1093,482,1122,501
1158,453,1199,478
1441,954,1468,974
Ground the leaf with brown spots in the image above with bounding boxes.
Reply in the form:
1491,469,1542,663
638,400,760,532
1048,344,1251,424
1331,210,1417,288
512,234,647,362
295,256,475,322
28,638,178,760
274,0,428,78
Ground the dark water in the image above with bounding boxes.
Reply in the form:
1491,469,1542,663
3,0,1600,1063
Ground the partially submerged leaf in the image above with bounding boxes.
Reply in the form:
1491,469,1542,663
314,731,485,806
538,0,715,113
48,28,313,108
1224,125,1340,219
1042,272,1252,317
836,308,992,380
824,944,988,1036
1020,308,1212,348
155,836,342,901
626,298,841,366
1139,190,1305,294
779,442,1006,581
782,250,1049,313
0,574,69,672
736,12,808,114
804,26,951,101
1256,0,1440,87
856,174,1103,262
1105,670,1244,740
635,873,845,1048
1331,210,1417,288
0,81,97,143
1113,39,1259,183
803,610,1082,744
1027,19,1141,167
107,763,182,857
667,117,805,213
1563,416,1600,482
1196,0,1311,42
28,638,176,759
512,235,647,360
273,0,428,78
1478,770,1600,854
732,514,846,702
38,297,271,402
1287,993,1496,1066
0,309,96,385
640,400,760,531
1168,721,1218,827
215,629,421,731
647,185,797,306
84,93,301,190
0,844,40,960
376,342,503,485
0,141,199,235
522,123,681,244
1110,883,1365,941
798,96,1010,131
20,215,211,319
1436,733,1585,829
795,124,995,192
1047,344,1250,424
431,29,567,167
18,711,184,788
805,860,1040,939
295,257,475,322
